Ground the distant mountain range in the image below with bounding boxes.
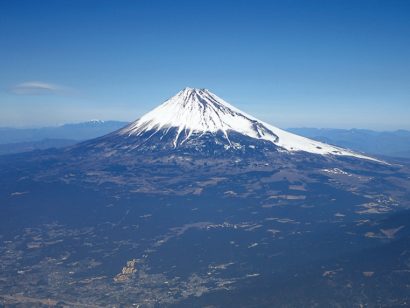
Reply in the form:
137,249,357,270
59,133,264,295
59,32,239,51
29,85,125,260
0,120,128,144
0,117,410,159
0,120,128,155
288,128,410,159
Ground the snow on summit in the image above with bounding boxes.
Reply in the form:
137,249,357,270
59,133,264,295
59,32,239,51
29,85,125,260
120,87,377,161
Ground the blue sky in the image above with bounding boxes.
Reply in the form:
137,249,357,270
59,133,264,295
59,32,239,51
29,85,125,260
0,0,409,129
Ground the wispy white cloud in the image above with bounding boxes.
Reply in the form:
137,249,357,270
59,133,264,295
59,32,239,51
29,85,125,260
9,81,71,95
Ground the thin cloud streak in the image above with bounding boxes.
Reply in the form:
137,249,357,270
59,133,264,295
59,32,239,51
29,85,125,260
9,81,72,95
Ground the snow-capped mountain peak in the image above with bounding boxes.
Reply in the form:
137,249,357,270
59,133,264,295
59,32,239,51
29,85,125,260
119,88,377,161
120,87,278,145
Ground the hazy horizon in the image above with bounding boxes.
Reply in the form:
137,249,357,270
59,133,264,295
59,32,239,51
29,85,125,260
1,116,409,132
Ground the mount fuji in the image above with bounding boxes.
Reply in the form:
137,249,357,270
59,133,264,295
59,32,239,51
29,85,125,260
79,87,376,161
